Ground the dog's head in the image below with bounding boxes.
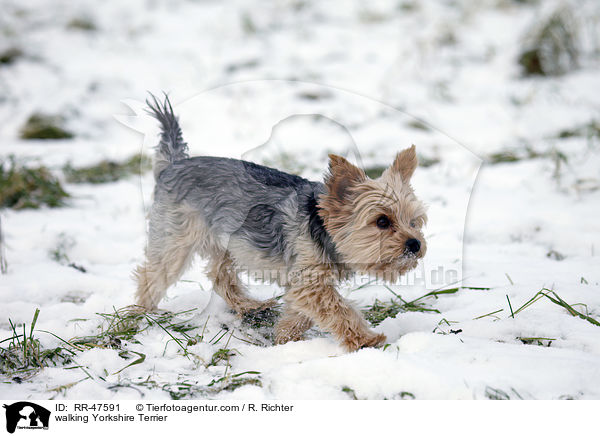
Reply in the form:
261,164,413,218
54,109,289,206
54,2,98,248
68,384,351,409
318,145,427,280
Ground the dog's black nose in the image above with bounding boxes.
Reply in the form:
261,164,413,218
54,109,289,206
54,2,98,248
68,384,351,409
406,238,421,254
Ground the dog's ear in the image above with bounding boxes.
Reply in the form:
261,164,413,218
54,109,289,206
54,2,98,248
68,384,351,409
390,145,418,182
324,154,366,201
319,155,366,232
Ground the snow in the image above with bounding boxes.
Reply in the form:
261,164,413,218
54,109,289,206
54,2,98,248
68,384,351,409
1,0,600,400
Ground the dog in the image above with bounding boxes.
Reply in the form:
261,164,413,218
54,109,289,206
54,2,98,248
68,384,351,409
134,95,427,351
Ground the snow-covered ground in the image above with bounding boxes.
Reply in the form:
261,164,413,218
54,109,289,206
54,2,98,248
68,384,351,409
1,0,599,400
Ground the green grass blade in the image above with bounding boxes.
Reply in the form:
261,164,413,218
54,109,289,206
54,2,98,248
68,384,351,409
29,308,40,340
506,295,514,318
542,289,600,327
113,351,146,375
473,309,503,320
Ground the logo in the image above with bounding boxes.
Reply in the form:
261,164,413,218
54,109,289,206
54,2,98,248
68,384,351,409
3,402,50,434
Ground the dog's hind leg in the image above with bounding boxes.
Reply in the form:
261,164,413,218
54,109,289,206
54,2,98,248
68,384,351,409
206,250,274,315
134,207,200,310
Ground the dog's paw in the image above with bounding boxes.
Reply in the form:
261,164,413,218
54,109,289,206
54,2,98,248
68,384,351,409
343,332,387,352
273,331,304,345
128,304,153,314
273,323,309,345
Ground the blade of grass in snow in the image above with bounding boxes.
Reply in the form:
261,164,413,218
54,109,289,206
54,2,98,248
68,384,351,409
210,329,230,345
512,288,600,327
113,351,146,375
144,314,190,358
473,309,504,320
507,295,515,318
542,289,600,326
408,287,460,305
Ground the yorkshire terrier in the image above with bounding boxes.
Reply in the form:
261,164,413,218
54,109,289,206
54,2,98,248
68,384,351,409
134,95,427,351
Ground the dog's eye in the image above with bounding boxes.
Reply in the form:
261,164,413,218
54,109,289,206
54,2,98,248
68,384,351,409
376,215,391,229
410,219,417,228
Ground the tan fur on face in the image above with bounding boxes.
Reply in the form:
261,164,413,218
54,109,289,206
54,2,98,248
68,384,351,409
318,145,427,279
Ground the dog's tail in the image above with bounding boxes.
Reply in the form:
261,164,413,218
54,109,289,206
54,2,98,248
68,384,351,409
146,93,189,179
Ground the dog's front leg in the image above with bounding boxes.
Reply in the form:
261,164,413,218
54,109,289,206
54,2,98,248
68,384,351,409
276,265,386,351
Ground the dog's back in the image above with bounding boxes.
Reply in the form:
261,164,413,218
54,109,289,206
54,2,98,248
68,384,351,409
156,154,328,264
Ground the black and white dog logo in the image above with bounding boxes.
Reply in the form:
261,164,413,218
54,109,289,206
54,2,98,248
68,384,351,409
3,402,50,433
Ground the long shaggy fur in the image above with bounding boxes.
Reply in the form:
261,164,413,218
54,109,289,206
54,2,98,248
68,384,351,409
135,95,427,352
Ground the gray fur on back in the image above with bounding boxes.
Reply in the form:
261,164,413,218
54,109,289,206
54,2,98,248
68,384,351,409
155,155,339,267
